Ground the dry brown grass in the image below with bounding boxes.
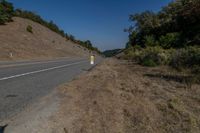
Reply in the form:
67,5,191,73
0,17,90,61
45,59,200,133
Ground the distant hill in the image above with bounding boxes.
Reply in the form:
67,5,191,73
103,49,123,57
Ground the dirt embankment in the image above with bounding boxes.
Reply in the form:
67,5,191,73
0,17,90,61
39,58,199,133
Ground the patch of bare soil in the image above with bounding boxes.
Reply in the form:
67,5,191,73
48,59,200,133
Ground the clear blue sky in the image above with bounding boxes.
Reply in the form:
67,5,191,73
9,0,171,51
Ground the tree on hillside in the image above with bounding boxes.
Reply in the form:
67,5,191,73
69,35,75,41
0,0,14,24
85,40,92,48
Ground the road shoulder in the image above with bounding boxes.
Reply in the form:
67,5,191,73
4,58,200,133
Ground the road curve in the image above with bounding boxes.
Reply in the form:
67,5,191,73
0,57,102,122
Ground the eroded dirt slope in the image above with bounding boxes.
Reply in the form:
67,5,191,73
0,17,90,61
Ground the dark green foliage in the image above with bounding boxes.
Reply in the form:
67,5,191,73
125,0,200,72
124,0,200,85
126,0,200,49
144,35,158,47
141,58,157,67
0,0,14,24
124,46,169,66
69,35,75,41
169,47,200,70
138,47,168,66
159,33,180,49
140,54,161,67
26,25,33,33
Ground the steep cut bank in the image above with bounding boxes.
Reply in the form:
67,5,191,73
0,17,90,61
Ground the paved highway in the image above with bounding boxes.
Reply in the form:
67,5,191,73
0,57,102,122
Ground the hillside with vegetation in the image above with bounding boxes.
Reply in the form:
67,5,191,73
0,0,100,60
103,49,122,57
124,0,200,83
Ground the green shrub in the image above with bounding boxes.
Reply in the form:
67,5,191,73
26,25,33,33
141,58,157,67
169,46,200,69
144,35,158,47
124,46,169,67
139,47,169,66
159,33,180,49
0,0,14,24
124,45,142,60
192,66,200,74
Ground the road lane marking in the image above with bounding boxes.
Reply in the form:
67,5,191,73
0,60,88,81
0,57,83,68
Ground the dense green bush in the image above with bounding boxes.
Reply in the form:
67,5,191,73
141,58,157,67
124,46,170,67
126,0,200,48
124,45,142,60
0,0,14,24
159,33,180,49
139,47,169,66
144,35,158,47
125,45,200,72
26,25,33,33
169,46,200,70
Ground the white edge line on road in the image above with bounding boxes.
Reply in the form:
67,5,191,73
0,60,88,81
0,57,84,68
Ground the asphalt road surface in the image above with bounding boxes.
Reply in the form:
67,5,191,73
0,57,102,122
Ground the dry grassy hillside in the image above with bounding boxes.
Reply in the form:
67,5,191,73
0,17,90,61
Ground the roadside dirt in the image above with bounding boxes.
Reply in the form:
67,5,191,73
6,58,200,133
46,58,200,133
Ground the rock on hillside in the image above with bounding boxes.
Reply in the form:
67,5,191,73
0,17,90,61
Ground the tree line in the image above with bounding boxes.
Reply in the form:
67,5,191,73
126,0,200,49
124,0,200,83
0,0,100,53
0,0,13,24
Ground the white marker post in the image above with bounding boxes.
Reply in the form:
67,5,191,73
10,52,13,58
90,55,95,65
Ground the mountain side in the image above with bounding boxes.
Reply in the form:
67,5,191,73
0,17,90,61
